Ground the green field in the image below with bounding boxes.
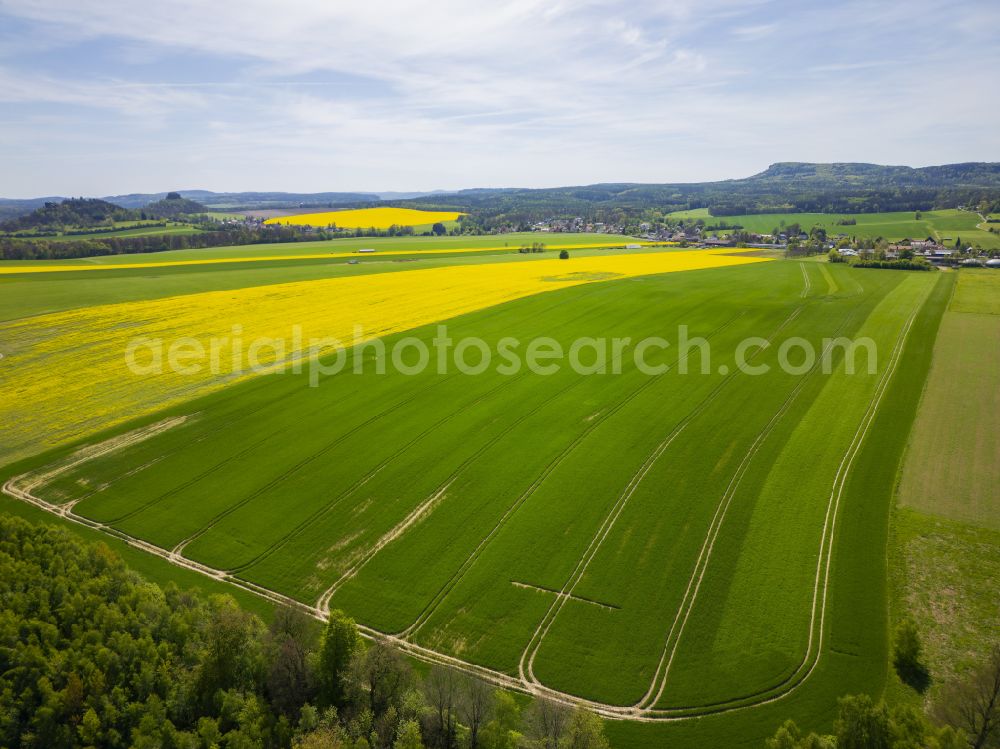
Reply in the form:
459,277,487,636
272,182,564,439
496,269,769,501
898,270,1000,528
206,211,247,220
885,267,999,712
70,222,204,239
948,267,1000,314
1,231,637,268
0,242,953,745
676,209,1000,249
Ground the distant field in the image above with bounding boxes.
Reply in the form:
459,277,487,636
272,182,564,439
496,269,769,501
204,211,246,221
0,232,646,270
264,206,464,229
239,208,313,220
949,267,1000,314
676,209,1000,249
898,269,1000,528
68,223,203,240
665,208,712,220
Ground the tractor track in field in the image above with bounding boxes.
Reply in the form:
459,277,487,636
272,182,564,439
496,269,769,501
1,272,932,723
816,262,840,296
396,309,750,641
638,310,857,711
799,262,811,297
517,300,826,699
641,283,928,716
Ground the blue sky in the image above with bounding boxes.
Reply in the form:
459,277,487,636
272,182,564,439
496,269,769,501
0,0,997,197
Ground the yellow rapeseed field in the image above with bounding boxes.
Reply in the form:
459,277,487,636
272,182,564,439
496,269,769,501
263,207,464,229
0,249,767,465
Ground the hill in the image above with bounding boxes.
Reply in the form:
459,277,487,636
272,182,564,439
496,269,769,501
2,163,998,226
0,196,65,222
105,189,385,210
395,162,1000,227
741,161,1000,188
0,191,389,220
142,191,208,218
0,198,136,232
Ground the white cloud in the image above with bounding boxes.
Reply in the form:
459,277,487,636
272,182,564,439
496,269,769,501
0,0,996,195
0,67,211,114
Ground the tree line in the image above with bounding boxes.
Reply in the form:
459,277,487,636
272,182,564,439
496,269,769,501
0,225,319,260
0,221,461,261
0,515,610,749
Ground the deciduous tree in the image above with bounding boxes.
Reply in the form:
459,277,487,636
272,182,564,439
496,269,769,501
319,610,362,709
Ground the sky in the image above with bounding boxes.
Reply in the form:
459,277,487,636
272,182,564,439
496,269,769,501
0,0,997,197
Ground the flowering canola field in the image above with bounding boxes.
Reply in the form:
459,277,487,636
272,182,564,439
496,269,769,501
0,249,765,465
263,207,464,229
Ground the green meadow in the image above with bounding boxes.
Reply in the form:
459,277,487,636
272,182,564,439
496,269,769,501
1,235,956,746
884,268,1000,714
899,269,1000,529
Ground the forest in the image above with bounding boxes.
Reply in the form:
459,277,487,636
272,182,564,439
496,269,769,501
0,515,610,749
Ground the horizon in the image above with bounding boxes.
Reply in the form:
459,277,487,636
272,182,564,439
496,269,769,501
4,159,1000,203
1,0,998,198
